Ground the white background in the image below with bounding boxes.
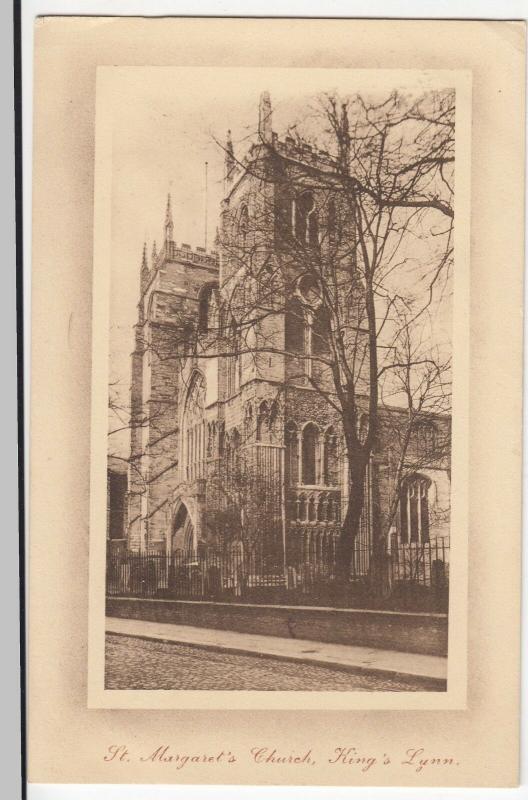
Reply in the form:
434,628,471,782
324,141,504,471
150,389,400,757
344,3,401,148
6,1,527,799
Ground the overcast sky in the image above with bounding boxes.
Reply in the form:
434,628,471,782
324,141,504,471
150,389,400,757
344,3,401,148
104,67,453,456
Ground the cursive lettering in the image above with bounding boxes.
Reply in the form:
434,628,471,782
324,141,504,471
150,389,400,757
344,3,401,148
139,746,236,769
402,747,458,773
328,746,377,772
251,747,314,765
104,745,130,762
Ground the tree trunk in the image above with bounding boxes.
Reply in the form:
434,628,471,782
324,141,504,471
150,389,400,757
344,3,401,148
368,463,392,601
336,458,367,589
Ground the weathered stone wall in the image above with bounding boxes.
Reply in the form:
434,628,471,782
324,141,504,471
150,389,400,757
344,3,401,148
106,596,448,658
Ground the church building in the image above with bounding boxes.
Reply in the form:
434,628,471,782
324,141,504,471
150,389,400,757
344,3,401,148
122,92,451,580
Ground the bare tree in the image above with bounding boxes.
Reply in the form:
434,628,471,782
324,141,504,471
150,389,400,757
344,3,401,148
208,89,454,583
109,88,454,592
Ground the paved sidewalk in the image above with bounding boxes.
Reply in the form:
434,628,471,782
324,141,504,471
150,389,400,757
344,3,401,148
106,616,447,688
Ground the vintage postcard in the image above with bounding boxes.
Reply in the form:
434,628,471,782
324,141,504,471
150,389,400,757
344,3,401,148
29,17,524,789
89,65,469,711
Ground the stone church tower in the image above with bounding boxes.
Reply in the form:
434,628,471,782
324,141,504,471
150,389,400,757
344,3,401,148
126,92,367,565
125,91,450,572
127,194,219,554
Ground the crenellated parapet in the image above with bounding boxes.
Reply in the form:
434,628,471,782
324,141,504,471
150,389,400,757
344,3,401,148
272,135,338,173
165,241,219,269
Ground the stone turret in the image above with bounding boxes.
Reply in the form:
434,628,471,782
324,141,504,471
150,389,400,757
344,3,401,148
339,102,350,174
258,90,273,144
164,192,174,244
225,129,235,186
140,241,149,293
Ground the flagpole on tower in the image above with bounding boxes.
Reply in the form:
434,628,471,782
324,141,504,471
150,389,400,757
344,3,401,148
204,161,208,251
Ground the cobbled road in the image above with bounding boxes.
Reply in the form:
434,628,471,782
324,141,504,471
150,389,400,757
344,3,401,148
105,634,430,691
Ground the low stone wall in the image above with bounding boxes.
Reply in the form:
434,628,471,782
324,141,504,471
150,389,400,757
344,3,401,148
106,597,448,657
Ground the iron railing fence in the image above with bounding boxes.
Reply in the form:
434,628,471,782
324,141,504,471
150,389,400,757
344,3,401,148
106,538,449,612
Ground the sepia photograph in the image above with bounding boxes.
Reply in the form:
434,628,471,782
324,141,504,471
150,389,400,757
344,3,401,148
96,68,461,696
28,16,523,789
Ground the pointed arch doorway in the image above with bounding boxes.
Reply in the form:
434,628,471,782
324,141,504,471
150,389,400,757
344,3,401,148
171,502,196,559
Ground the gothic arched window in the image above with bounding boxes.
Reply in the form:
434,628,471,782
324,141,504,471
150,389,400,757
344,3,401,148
302,423,319,485
182,371,206,481
295,191,318,246
400,474,431,544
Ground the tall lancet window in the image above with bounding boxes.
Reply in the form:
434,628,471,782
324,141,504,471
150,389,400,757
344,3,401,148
295,191,318,246
198,286,211,333
302,423,319,485
239,204,249,249
183,371,207,482
227,320,241,397
256,401,269,443
198,284,218,334
399,475,431,544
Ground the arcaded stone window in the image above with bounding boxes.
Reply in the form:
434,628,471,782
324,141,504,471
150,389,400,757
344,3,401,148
400,474,431,544
302,423,319,485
